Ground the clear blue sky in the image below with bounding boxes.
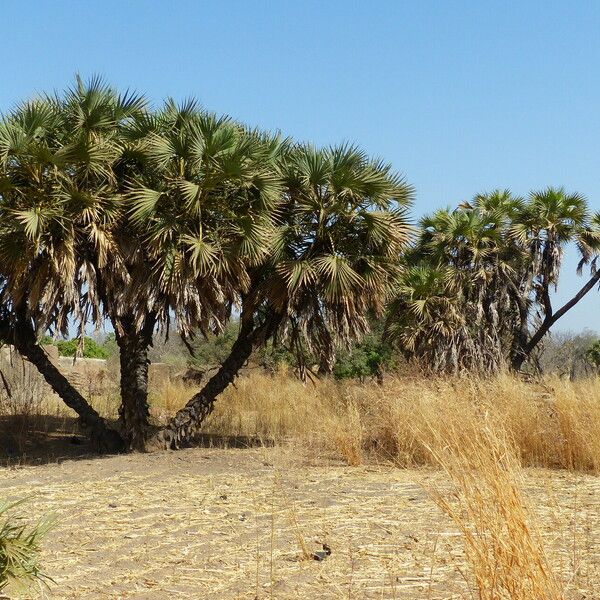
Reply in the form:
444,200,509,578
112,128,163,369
2,0,599,332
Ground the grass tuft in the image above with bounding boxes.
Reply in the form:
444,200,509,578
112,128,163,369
422,409,564,599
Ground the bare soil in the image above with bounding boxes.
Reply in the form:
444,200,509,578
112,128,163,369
1,446,599,599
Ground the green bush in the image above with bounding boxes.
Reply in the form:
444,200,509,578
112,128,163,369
0,499,53,592
186,318,399,381
333,329,396,381
40,335,113,359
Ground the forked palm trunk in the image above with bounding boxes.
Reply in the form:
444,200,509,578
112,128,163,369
150,311,279,450
115,315,156,451
149,319,255,449
12,320,124,452
510,347,528,372
511,269,600,372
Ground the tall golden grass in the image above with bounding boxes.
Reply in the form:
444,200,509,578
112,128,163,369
151,371,600,473
423,410,564,599
4,368,600,473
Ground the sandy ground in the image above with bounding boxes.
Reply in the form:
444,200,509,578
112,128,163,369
1,447,599,599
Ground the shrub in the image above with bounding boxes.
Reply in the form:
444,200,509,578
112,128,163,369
0,499,53,593
41,336,112,359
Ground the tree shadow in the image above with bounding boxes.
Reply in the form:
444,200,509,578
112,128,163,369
0,415,274,468
190,432,275,449
0,414,111,467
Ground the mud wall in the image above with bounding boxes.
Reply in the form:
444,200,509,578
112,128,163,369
0,345,171,397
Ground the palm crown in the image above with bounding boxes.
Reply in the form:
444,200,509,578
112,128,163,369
0,77,146,337
257,143,413,364
125,101,283,338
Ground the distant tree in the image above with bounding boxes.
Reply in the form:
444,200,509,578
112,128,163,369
187,322,240,371
99,332,118,358
146,333,188,369
539,330,597,379
40,334,116,359
585,338,600,374
387,189,600,374
56,337,109,359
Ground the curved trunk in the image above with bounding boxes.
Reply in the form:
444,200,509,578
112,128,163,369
115,314,155,451
511,269,600,372
13,322,124,453
150,309,280,450
149,318,256,450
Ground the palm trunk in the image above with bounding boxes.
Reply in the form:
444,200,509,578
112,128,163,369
149,319,255,449
12,320,124,452
511,269,600,371
114,314,156,451
317,350,335,376
150,310,279,450
510,298,531,372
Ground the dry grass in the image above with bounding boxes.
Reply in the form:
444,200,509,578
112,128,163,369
1,448,599,599
7,368,600,472
3,369,600,597
147,371,600,473
423,410,563,599
148,372,600,598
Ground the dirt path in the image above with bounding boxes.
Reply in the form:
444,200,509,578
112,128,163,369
1,448,599,599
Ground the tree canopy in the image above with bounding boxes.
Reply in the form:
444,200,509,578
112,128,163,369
386,189,600,373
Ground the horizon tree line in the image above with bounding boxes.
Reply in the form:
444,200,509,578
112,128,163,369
0,77,598,452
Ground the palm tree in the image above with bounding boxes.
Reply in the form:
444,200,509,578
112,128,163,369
510,187,600,370
385,264,466,371
388,198,517,373
0,81,141,450
389,188,600,374
121,102,283,449
151,143,414,448
0,80,286,451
